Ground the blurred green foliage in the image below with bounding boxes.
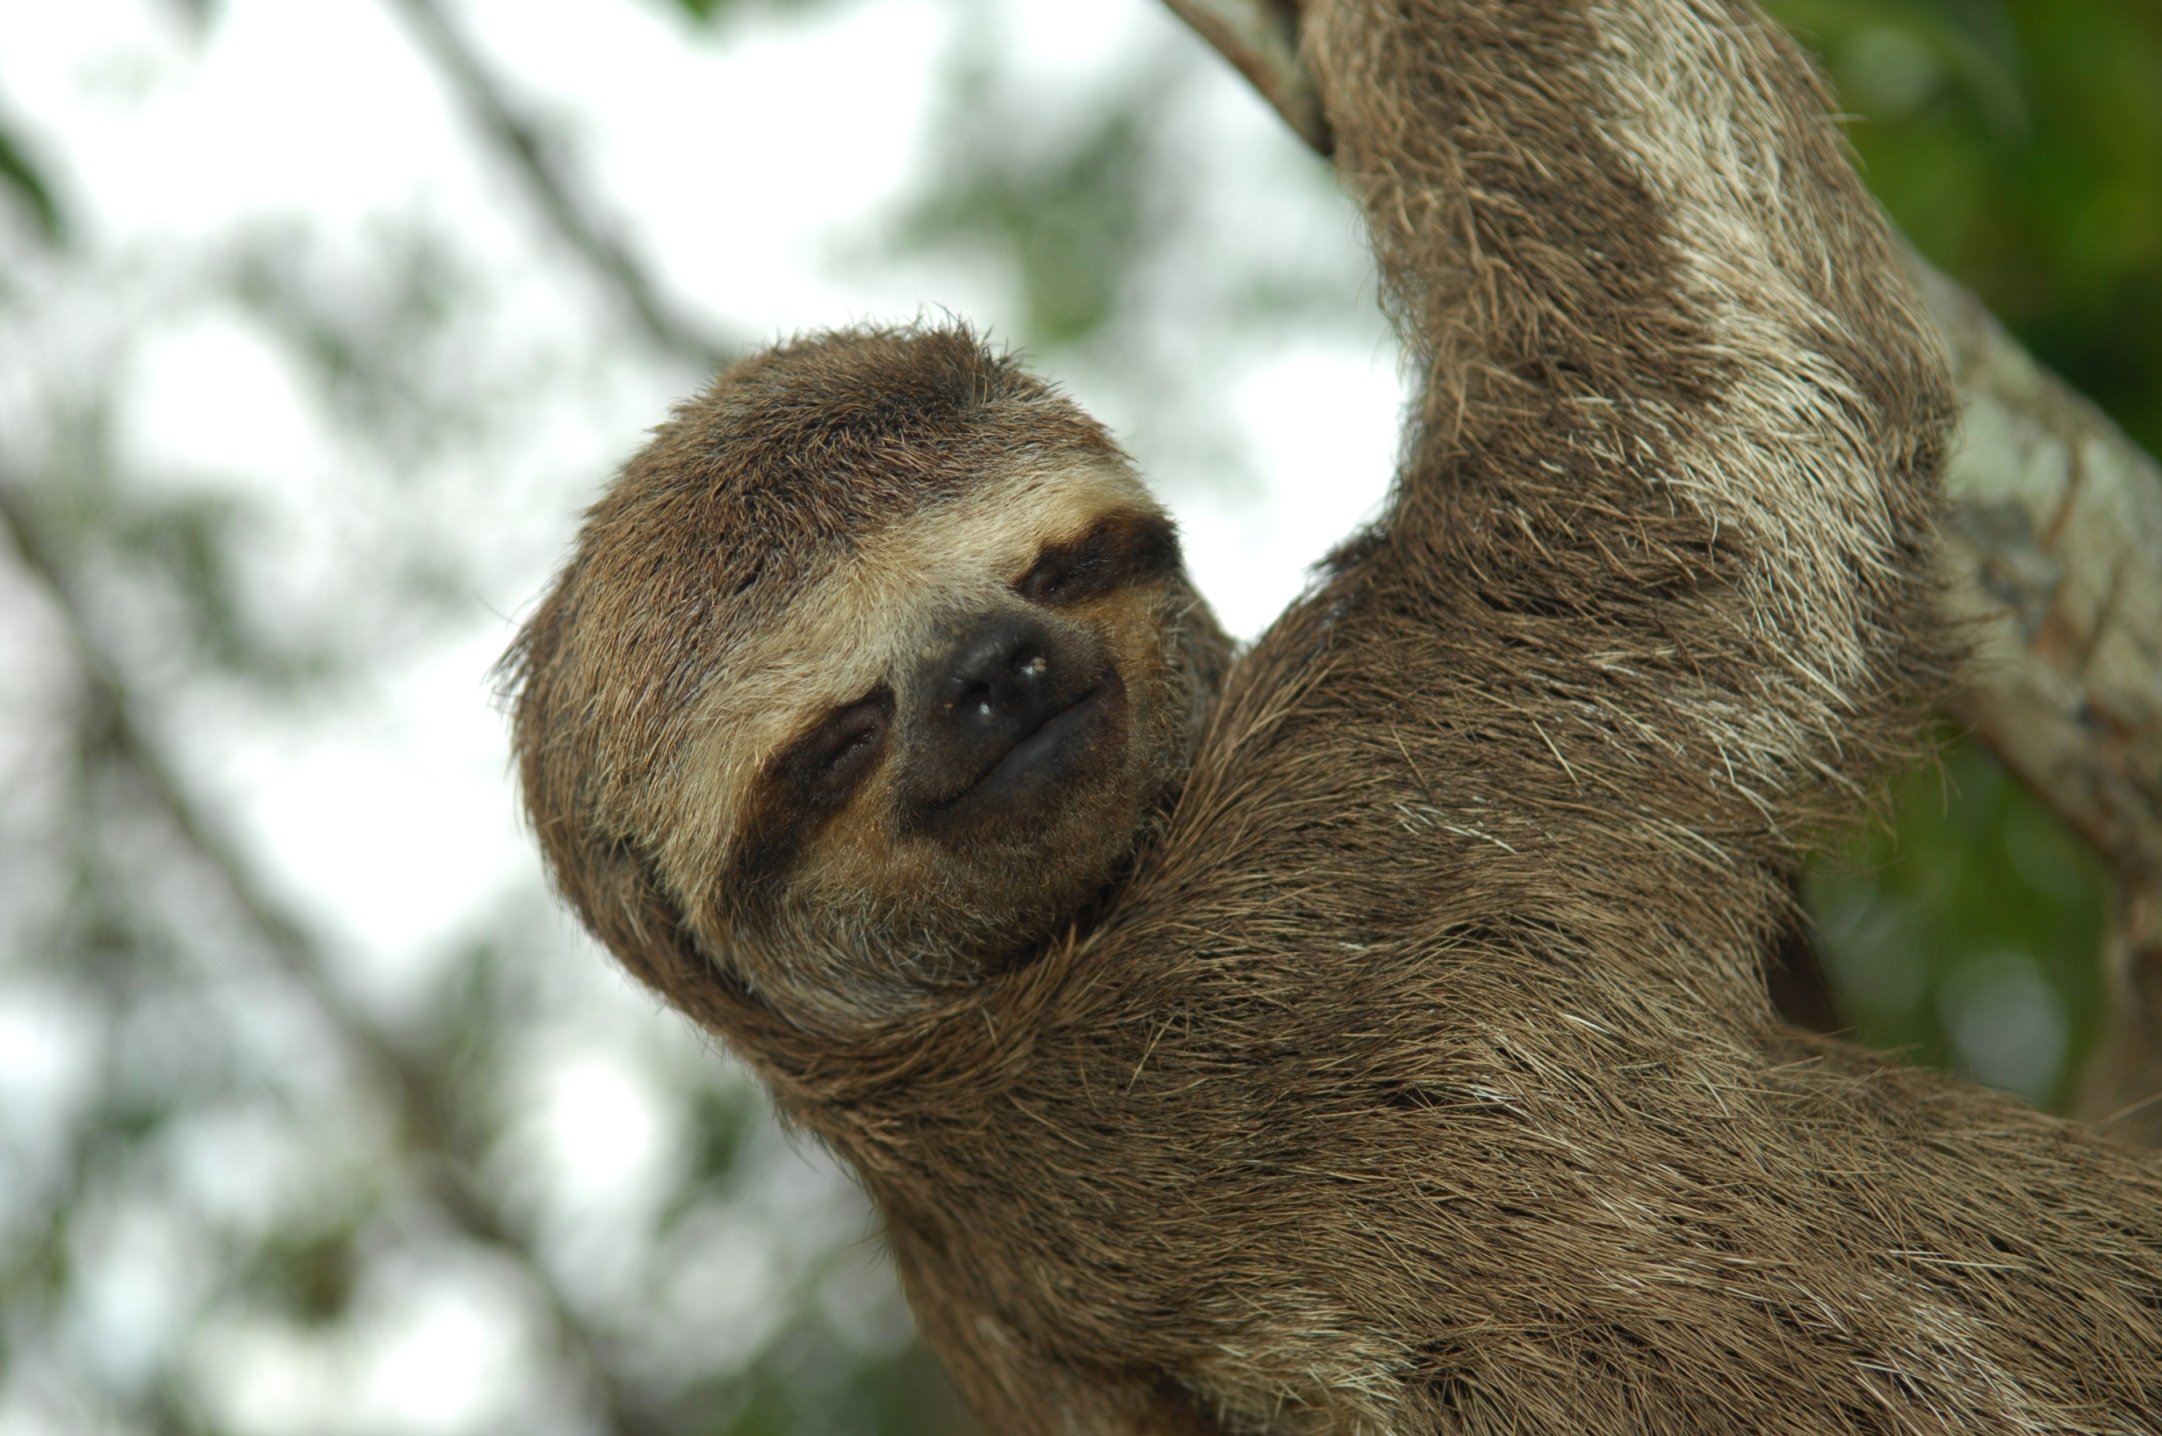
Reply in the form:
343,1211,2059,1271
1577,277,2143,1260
1773,0,2162,452
898,101,1157,347
653,0,850,28
1807,736,2114,1110
696,1341,968,1436
0,114,65,247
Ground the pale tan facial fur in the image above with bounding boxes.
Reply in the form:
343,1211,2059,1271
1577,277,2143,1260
650,460,1207,1032
653,461,1159,894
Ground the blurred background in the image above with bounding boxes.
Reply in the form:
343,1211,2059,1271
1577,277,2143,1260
1,0,2156,1431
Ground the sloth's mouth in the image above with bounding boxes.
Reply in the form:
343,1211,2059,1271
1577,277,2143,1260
926,672,1121,821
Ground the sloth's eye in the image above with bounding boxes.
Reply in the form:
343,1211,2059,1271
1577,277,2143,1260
1017,513,1179,607
1016,540,1095,605
779,692,892,806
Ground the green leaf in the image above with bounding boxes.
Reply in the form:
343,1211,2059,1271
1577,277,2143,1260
891,90,1157,349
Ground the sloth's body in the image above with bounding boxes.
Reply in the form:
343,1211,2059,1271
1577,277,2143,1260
507,0,2162,1431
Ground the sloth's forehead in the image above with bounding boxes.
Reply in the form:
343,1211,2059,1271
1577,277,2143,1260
735,461,1151,701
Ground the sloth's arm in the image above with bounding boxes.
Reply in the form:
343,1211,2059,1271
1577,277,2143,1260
1303,0,1954,859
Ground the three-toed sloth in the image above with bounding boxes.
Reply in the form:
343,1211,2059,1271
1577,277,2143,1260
506,0,2162,1430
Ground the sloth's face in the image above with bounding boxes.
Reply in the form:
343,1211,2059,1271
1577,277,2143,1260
654,461,1217,1024
507,325,1235,1036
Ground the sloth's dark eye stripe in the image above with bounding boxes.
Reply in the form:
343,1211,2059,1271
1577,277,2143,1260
736,687,894,882
775,690,893,809
1015,512,1179,607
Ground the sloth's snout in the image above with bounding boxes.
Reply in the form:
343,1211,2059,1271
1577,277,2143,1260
938,612,1063,737
907,610,1117,826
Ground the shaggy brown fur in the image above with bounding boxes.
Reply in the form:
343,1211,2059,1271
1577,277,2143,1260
505,0,2162,1431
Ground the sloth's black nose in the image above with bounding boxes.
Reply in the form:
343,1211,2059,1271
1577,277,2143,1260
907,610,1113,824
936,612,1064,741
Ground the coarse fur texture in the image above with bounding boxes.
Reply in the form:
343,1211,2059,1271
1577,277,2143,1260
504,0,2162,1432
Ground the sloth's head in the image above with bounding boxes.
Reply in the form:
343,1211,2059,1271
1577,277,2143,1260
506,325,1231,1037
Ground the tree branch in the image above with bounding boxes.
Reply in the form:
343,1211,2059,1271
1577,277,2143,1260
384,0,736,376
1916,262,2162,893
1161,0,1329,153
1166,0,2162,1124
